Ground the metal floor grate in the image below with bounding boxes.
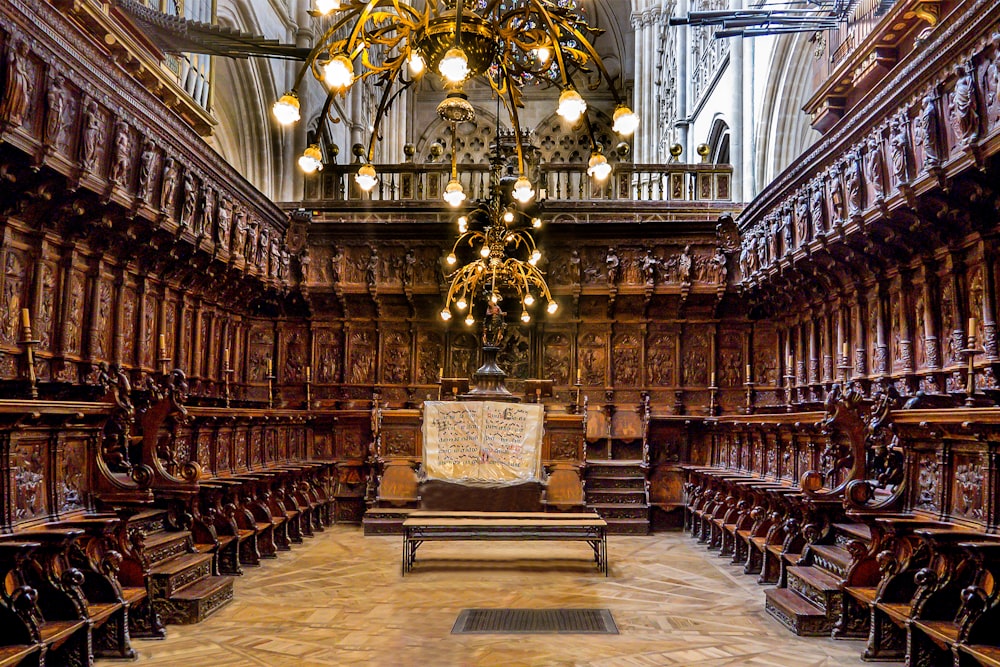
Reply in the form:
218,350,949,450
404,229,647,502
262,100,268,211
452,608,618,634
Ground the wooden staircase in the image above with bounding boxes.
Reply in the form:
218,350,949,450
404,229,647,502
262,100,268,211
129,510,235,625
764,522,871,636
584,460,650,534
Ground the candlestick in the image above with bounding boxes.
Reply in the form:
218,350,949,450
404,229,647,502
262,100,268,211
710,371,716,387
745,364,751,381
786,354,793,369
842,342,849,359
577,368,582,384
158,333,166,356
18,317,39,400
969,317,977,336
224,347,230,366
266,358,272,375
21,308,30,330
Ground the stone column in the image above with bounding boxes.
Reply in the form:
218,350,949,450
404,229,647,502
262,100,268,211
729,0,744,198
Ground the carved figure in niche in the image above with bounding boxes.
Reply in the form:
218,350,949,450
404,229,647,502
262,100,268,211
795,193,809,244
160,157,178,213
44,73,66,146
614,347,639,386
330,245,343,283
270,237,281,279
641,249,658,285
1,38,31,127
1,254,23,344
682,336,708,386
986,44,1000,123
865,134,886,200
950,61,980,146
678,245,694,283
229,204,244,256
13,445,44,521
383,333,410,383
257,225,269,269
110,119,131,184
180,170,197,229
137,140,156,202
201,187,216,241
418,335,443,383
568,248,581,284
401,248,416,286
606,246,620,285
810,181,826,234
81,99,102,172
483,301,507,347
828,166,845,223
845,150,863,217
349,332,375,384
299,248,312,284
781,208,793,252
914,90,941,168
245,217,258,263
279,248,290,282
365,249,378,288
755,227,767,271
765,218,777,262
738,240,750,280
648,340,673,385
889,113,909,183
709,247,728,284
216,196,231,248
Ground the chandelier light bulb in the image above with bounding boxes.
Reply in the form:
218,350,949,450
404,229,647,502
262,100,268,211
446,252,457,265
272,92,301,125
503,210,515,223
535,46,551,64
456,298,468,310
480,246,490,258
457,216,468,232
440,308,452,321
355,163,378,191
465,314,475,326
521,311,531,323
587,152,612,181
439,46,470,82
531,249,542,262
511,175,535,203
407,51,425,76
443,178,466,206
524,294,535,306
531,217,541,228
297,144,324,173
491,292,500,303
613,105,640,136
315,0,340,13
557,88,587,123
324,54,355,90
547,300,558,314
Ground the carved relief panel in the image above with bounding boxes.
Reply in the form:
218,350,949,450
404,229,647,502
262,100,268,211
577,331,607,385
612,331,641,387
282,327,308,382
542,331,571,385
248,325,274,382
56,438,88,516
951,452,985,523
347,328,376,384
717,330,744,388
11,440,47,524
681,328,710,386
314,328,342,383
380,328,411,384
0,248,28,346
449,332,478,378
416,330,444,385
646,329,676,387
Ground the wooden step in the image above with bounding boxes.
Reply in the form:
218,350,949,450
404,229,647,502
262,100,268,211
764,586,831,636
126,509,168,536
786,565,842,616
809,544,853,579
604,518,650,534
585,489,647,503
142,529,193,566
585,477,647,490
149,552,214,599
157,575,234,625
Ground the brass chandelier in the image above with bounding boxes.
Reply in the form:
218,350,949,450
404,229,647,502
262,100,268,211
273,0,639,197
440,146,556,327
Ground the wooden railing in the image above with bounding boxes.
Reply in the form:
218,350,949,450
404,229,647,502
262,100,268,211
828,0,896,66
304,161,733,203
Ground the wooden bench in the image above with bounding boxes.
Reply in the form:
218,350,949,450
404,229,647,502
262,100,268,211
401,511,608,576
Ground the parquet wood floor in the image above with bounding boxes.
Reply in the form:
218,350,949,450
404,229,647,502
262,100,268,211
106,527,896,666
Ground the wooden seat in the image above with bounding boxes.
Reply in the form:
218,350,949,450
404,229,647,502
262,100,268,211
0,645,41,667
960,645,1000,667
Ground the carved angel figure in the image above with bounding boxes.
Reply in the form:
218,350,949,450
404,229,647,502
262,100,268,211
606,247,620,285
81,99,102,172
865,134,885,200
110,120,132,184
889,113,909,183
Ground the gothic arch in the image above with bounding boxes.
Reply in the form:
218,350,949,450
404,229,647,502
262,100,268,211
754,31,820,191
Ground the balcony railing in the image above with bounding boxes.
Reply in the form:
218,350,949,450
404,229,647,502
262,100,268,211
303,162,733,203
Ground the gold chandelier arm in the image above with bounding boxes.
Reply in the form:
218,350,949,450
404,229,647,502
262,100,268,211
521,0,572,88
450,121,459,180
547,16,625,106
503,72,527,175
366,76,411,162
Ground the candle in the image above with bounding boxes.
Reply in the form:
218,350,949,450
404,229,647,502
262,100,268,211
745,364,751,380
577,368,582,383
842,342,849,358
439,366,444,379
710,371,716,386
305,366,311,381
158,333,166,355
266,358,272,375
20,308,30,330
223,347,230,366
969,317,978,335
787,354,793,369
